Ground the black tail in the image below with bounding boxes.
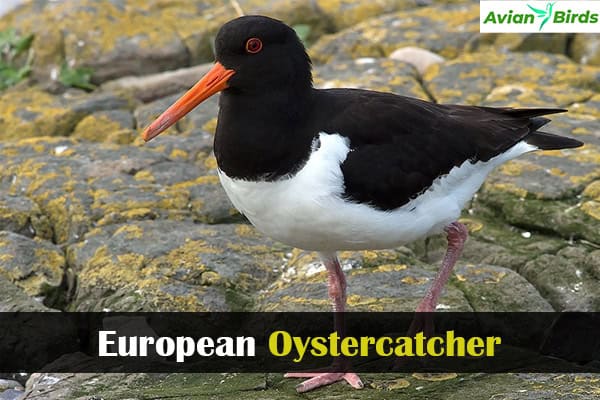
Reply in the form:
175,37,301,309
496,108,584,150
525,130,584,150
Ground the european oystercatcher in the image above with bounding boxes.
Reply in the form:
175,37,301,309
142,15,583,392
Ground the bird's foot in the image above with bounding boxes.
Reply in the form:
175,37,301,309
284,371,364,393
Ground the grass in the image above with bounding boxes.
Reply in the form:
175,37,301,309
0,27,96,92
0,28,33,90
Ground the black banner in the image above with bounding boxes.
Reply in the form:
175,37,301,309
1,312,599,373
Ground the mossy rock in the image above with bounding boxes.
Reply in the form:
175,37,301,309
66,220,289,311
0,231,64,300
310,3,479,64
0,194,52,240
21,371,600,399
314,58,428,100
423,51,600,106
259,248,471,312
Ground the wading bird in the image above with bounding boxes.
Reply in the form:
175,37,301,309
142,15,582,392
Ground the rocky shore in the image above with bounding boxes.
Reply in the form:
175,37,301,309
0,0,598,399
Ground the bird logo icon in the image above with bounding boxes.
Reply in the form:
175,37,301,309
527,2,555,31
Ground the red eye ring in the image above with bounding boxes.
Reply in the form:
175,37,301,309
245,37,262,54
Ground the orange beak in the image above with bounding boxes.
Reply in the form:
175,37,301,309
142,62,235,141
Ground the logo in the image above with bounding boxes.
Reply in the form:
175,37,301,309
480,1,600,33
527,2,554,31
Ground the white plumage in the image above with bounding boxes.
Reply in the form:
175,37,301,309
218,132,536,251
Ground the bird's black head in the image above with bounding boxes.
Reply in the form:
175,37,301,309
142,15,312,141
216,15,312,94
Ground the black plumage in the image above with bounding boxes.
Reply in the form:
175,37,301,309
207,16,582,211
215,86,581,210
141,16,584,392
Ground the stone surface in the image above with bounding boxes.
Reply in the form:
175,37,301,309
66,220,288,311
259,249,471,311
0,194,52,239
389,46,446,76
101,64,213,102
314,58,429,99
469,33,570,55
0,389,24,400
0,275,52,311
0,87,84,140
0,380,23,391
0,88,135,140
0,231,64,301
20,372,600,400
423,51,600,105
571,33,600,66
0,136,237,245
453,263,554,312
0,0,416,87
310,3,479,63
72,109,135,144
520,246,600,311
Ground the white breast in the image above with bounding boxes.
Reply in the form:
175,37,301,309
218,133,535,251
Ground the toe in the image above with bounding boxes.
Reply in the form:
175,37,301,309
344,373,364,389
295,373,344,393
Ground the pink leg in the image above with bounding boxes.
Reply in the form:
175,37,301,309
409,222,468,336
284,253,364,393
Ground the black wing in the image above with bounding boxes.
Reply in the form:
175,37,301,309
315,89,581,210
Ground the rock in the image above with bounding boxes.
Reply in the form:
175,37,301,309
314,58,429,100
571,33,600,66
142,135,214,163
0,275,53,311
423,51,600,105
66,220,288,311
482,147,600,201
0,0,413,88
0,136,241,244
520,246,600,311
389,46,446,76
259,249,471,312
457,218,567,272
5,0,190,84
0,231,64,301
20,372,600,399
469,33,570,55
453,264,554,311
310,3,479,63
68,90,135,115
0,142,96,244
316,0,420,30
0,87,83,140
0,389,24,400
0,87,135,141
0,380,23,391
571,94,600,117
101,64,213,102
477,145,600,243
72,109,135,144
0,194,52,239
23,373,153,400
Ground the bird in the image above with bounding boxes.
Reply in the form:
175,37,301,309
142,15,583,392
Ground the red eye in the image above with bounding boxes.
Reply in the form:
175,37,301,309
245,38,262,54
